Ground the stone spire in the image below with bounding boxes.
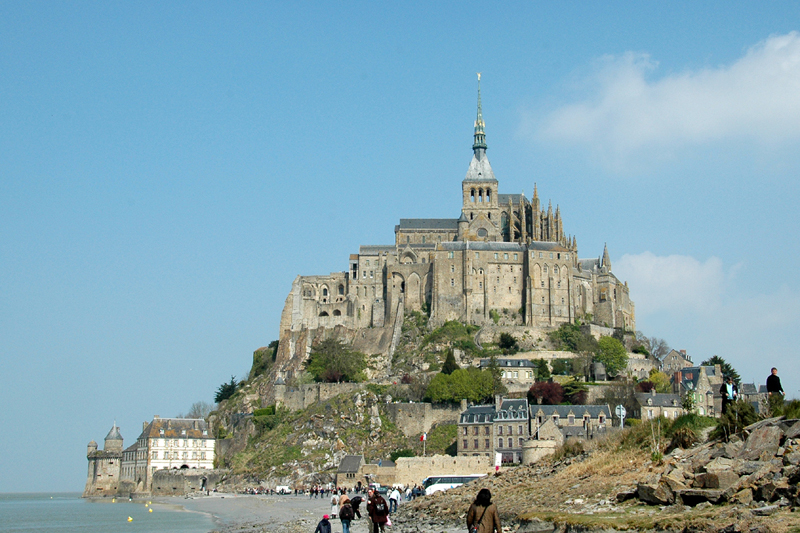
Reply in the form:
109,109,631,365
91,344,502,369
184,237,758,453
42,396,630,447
602,243,611,271
473,73,487,157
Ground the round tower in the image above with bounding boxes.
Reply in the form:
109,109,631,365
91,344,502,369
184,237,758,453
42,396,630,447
87,440,98,455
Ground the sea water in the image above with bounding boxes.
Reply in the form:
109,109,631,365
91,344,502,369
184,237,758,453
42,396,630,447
0,493,216,533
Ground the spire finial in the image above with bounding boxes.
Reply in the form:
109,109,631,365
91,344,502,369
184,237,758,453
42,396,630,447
473,73,487,155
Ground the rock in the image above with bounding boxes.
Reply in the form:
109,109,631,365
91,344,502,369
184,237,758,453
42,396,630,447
702,471,740,490
740,426,782,461
755,482,777,502
782,420,800,439
751,504,779,516
784,451,800,466
723,441,744,459
705,457,735,472
616,489,637,502
517,518,557,533
663,473,689,492
637,481,675,505
676,488,724,506
731,488,753,505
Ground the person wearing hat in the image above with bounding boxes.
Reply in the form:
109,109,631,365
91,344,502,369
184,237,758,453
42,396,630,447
314,514,332,533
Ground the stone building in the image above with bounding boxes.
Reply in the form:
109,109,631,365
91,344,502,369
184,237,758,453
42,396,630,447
529,405,612,440
83,423,123,497
457,396,529,464
634,389,684,420
116,416,215,495
660,349,693,375
673,365,723,417
275,78,635,382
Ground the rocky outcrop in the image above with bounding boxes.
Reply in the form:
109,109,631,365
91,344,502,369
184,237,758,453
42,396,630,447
630,418,800,509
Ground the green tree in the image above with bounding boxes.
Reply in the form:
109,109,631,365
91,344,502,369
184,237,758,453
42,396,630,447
250,340,279,379
441,349,459,375
487,355,508,397
648,369,672,393
562,379,589,404
305,338,367,383
551,358,571,376
532,359,551,380
594,336,628,377
215,376,238,403
425,367,496,404
700,355,741,383
548,323,598,353
498,332,519,354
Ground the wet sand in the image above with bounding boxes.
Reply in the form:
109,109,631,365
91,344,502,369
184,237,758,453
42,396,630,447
157,493,388,533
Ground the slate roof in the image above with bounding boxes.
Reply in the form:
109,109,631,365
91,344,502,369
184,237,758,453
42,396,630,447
740,383,759,395
359,245,396,254
140,417,209,440
497,193,524,205
460,404,496,424
479,358,535,368
105,424,123,441
396,219,459,230
530,405,612,419
338,455,364,473
464,153,497,182
635,392,682,408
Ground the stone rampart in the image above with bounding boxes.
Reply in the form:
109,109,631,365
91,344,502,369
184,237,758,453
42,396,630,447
394,455,492,486
150,469,225,496
275,382,364,411
383,402,462,437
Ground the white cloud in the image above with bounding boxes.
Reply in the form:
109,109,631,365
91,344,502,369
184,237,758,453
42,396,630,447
535,32,800,169
615,252,727,315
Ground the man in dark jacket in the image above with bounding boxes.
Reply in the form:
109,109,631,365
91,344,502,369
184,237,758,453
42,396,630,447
366,489,389,533
767,368,785,396
349,495,363,519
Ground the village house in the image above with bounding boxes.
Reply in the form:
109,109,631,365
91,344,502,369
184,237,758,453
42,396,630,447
634,389,684,420
457,396,530,464
673,365,723,417
660,349,693,375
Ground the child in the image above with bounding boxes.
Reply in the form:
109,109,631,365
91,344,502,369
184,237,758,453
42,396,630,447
314,514,332,533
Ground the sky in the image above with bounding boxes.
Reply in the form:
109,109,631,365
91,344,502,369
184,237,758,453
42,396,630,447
2,2,799,493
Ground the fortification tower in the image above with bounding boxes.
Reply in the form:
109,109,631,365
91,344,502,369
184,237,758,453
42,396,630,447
83,423,123,498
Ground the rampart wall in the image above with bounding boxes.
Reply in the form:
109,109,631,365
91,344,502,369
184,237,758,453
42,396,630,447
383,402,462,437
150,469,226,497
274,383,365,411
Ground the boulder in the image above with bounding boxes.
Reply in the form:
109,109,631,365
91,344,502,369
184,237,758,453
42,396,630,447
740,426,782,461
663,472,690,492
780,419,800,439
705,456,735,472
637,481,675,505
676,488,724,506
731,488,753,505
703,470,740,490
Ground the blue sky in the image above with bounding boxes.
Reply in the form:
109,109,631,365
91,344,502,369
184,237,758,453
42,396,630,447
2,2,799,492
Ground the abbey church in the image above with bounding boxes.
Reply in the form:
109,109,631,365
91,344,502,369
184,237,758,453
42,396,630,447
275,79,634,371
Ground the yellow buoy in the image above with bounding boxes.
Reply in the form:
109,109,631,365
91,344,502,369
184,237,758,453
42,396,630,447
127,517,133,522
149,508,153,513
112,498,116,503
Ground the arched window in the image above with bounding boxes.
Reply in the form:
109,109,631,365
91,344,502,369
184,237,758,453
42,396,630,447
338,284,344,295
322,287,328,296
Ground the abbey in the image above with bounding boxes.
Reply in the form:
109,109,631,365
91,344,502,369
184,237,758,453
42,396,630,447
278,79,634,359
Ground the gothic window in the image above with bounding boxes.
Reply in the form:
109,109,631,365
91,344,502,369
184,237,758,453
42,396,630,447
470,213,474,220
487,189,491,202
406,236,410,243
471,189,475,202
338,284,344,295
498,438,503,448
479,282,482,289
333,309,341,316
561,298,565,304
541,281,544,287
322,287,328,296
554,266,558,275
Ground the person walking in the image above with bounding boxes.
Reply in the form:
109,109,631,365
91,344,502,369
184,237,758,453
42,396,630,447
366,488,389,533
466,488,501,533
339,494,354,533
767,367,785,396
720,376,738,415
330,492,339,519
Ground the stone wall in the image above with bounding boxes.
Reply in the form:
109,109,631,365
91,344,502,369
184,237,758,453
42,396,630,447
394,455,492,487
274,382,365,411
383,403,462,437
150,469,226,496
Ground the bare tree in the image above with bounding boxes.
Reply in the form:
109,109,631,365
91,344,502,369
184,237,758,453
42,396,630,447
177,401,213,419
648,337,670,360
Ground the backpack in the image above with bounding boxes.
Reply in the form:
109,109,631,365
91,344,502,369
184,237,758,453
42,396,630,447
374,498,387,516
339,503,354,520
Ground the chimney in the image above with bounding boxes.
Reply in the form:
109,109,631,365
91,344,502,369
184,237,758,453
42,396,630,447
651,388,656,396
460,399,468,412
143,421,148,431
680,350,686,355
495,394,502,411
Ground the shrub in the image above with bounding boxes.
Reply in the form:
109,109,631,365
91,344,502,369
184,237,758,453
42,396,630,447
390,449,415,462
498,332,519,353
710,400,759,441
215,376,238,403
528,381,564,405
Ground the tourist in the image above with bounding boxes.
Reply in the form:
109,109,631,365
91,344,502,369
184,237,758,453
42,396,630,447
720,376,738,415
767,368,785,396
330,492,339,519
314,514,332,533
339,494,354,533
466,488,501,533
366,488,389,533
389,487,400,513
349,495,363,519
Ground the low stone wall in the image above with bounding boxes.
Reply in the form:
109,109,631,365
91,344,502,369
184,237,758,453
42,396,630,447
394,455,492,487
383,403,461,437
275,382,365,411
150,469,226,496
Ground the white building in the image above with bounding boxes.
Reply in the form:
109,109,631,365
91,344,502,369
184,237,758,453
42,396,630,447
120,416,214,494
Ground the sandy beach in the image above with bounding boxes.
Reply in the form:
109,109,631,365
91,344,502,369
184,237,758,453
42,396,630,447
156,492,432,533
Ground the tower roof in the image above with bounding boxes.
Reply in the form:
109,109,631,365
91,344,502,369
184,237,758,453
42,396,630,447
105,423,122,441
472,73,487,152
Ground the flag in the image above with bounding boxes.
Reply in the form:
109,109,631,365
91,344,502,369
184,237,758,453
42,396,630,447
420,432,427,441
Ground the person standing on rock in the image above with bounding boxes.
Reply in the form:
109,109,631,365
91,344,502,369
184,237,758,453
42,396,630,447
339,494,354,533
366,488,389,533
720,376,738,415
466,488,501,533
767,368,785,396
